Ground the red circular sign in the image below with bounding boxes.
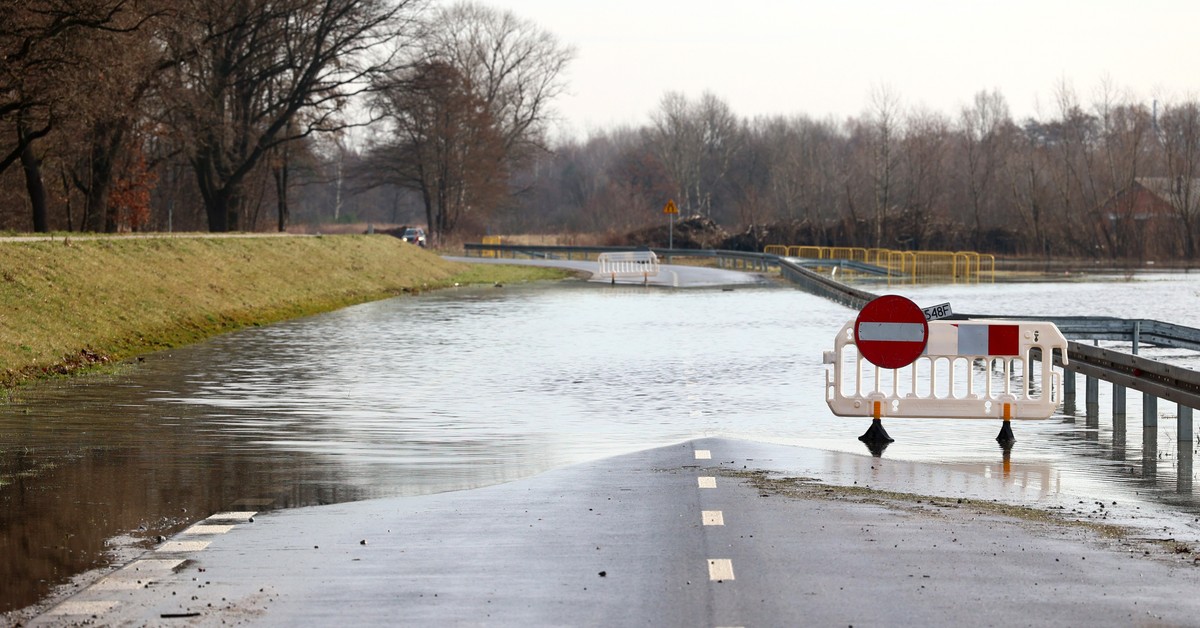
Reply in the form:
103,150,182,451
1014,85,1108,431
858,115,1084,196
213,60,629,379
854,295,929,368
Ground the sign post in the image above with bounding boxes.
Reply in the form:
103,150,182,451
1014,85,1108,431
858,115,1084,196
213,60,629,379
663,199,678,250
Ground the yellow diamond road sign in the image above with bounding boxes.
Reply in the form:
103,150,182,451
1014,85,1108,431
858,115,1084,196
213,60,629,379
663,199,678,215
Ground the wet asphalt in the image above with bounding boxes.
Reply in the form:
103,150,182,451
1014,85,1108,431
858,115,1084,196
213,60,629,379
28,438,1200,627
441,256,772,288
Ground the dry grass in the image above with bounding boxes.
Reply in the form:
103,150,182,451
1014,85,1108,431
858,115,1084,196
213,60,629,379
0,234,566,387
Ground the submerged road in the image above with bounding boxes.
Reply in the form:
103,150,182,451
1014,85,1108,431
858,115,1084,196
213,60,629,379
444,255,771,288
30,439,1200,626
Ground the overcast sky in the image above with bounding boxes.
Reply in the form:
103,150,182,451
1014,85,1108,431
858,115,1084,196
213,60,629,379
482,0,1198,139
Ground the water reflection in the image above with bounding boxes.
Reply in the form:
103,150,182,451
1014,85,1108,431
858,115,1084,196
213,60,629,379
3,275,1200,613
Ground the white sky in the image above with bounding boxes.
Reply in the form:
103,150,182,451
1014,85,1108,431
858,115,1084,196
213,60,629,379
481,0,1200,139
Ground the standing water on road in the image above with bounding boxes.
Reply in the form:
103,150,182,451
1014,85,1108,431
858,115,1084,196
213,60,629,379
2,272,1200,613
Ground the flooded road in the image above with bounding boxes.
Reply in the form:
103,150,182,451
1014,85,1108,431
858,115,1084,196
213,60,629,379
3,272,1200,613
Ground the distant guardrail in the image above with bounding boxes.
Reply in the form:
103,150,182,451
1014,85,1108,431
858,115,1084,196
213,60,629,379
462,243,776,272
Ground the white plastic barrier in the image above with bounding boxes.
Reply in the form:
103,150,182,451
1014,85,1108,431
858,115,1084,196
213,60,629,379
824,319,1069,420
597,251,660,284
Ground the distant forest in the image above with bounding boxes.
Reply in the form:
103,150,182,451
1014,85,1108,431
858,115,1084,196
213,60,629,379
4,1,1200,260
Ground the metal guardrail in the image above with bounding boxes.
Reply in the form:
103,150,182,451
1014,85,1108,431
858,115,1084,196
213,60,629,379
1057,343,1200,410
957,316,1200,352
463,241,1200,413
462,243,778,272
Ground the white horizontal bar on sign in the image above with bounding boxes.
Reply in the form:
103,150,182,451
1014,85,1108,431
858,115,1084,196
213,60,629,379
857,322,925,342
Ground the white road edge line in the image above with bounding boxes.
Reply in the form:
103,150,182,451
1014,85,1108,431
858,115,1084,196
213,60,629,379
156,540,211,553
182,524,235,535
47,600,120,616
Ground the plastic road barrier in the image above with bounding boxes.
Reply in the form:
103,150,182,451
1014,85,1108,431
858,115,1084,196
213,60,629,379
824,319,1069,420
597,251,660,285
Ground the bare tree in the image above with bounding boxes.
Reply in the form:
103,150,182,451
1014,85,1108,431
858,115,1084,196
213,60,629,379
959,89,1010,248
1,0,153,230
899,108,950,249
1158,101,1200,258
159,0,419,232
649,91,741,220
369,60,507,238
649,91,702,211
866,85,903,248
421,2,574,176
366,2,573,241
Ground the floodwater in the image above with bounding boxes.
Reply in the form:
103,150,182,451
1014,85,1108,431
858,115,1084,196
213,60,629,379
3,271,1200,613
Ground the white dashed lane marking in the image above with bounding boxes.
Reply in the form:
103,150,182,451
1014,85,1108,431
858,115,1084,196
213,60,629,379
694,450,712,460
707,559,735,581
698,476,716,488
702,510,725,526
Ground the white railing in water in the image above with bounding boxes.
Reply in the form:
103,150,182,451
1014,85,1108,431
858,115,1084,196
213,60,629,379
824,319,1070,420
597,251,660,285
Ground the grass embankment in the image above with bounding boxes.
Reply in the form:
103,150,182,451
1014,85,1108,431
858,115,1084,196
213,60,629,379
0,235,567,388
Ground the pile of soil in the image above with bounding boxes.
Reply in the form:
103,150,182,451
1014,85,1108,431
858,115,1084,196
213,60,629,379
624,216,730,249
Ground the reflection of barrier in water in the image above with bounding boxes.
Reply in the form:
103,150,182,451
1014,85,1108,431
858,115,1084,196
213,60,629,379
825,319,1070,445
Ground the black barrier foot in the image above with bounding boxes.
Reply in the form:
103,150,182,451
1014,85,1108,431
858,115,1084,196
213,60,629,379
996,421,1015,445
858,418,894,444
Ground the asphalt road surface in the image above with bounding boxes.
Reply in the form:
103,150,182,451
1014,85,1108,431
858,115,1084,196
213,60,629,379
30,439,1200,627
443,256,771,288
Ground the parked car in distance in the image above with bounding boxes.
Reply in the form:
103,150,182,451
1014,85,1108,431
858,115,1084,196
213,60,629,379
402,227,427,247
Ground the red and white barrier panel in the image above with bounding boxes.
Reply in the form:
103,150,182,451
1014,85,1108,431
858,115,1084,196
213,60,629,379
824,319,1069,420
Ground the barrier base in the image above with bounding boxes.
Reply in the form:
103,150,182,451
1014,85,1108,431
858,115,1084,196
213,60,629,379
858,419,894,444
996,420,1015,445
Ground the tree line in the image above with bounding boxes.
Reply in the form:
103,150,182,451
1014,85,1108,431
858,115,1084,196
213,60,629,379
522,86,1200,260
5,1,1200,261
0,0,571,239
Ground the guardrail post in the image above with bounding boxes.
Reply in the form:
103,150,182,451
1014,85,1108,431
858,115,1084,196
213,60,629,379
1112,410,1127,461
1063,370,1076,413
1085,376,1099,424
1144,392,1158,428
1113,384,1126,420
1180,454,1193,495
1143,428,1158,480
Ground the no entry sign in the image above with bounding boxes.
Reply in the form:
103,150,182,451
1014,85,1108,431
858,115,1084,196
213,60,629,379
854,295,929,368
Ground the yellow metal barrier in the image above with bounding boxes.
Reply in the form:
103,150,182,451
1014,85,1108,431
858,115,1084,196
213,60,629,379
481,235,502,258
827,247,868,262
764,245,789,256
776,244,995,284
791,246,825,258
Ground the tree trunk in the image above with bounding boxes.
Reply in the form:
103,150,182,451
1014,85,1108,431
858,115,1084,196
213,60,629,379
83,121,126,233
194,152,243,233
204,190,231,232
274,164,289,232
18,125,49,233
273,145,290,232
